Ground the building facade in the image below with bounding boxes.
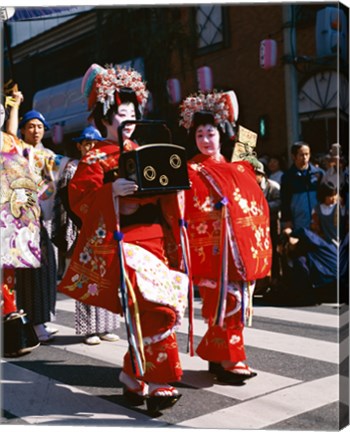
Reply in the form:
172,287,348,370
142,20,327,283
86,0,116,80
3,3,349,163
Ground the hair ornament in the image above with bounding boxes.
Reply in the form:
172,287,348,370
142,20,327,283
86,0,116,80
82,63,149,114
179,90,238,130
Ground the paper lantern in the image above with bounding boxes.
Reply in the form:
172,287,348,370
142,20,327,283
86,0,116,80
197,66,213,92
52,123,64,145
166,78,182,104
223,90,239,123
259,39,278,70
316,7,347,61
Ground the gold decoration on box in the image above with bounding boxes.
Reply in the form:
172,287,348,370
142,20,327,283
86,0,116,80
170,154,182,169
159,175,169,186
143,166,156,181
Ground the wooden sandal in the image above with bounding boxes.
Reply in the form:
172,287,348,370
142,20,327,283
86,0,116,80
208,361,257,384
146,386,181,414
228,362,257,378
119,371,147,406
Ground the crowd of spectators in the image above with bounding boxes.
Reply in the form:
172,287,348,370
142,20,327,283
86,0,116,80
256,143,348,305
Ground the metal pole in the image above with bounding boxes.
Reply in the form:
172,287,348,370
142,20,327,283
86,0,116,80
283,4,300,167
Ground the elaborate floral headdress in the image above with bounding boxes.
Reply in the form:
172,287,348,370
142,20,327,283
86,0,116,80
81,63,149,114
179,90,239,131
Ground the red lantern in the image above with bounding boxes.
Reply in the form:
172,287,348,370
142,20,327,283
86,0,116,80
52,123,64,145
259,39,278,70
166,78,182,104
197,66,213,92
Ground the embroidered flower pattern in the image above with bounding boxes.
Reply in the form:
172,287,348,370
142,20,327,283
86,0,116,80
193,195,215,212
65,219,108,297
229,335,241,345
196,222,208,235
251,246,259,259
84,150,108,165
123,243,188,333
88,283,99,296
68,273,86,290
96,227,106,239
233,188,263,218
79,251,91,264
156,352,168,363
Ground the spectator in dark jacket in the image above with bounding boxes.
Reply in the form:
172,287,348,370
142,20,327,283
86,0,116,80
281,142,324,234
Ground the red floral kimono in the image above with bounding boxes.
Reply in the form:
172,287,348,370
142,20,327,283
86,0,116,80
185,154,272,363
58,139,189,383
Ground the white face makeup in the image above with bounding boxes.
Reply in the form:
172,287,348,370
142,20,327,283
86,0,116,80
195,123,221,158
106,102,136,142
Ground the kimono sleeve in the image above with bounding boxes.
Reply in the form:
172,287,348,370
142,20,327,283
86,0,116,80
68,158,113,220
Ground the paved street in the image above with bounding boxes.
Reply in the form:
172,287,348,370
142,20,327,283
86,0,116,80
1,292,349,430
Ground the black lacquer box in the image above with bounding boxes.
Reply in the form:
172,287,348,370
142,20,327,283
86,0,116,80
119,143,190,193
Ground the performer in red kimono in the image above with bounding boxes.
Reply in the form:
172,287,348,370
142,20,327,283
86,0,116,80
179,91,272,384
58,64,189,413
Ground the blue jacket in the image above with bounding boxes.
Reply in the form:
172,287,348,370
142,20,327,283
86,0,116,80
281,163,324,231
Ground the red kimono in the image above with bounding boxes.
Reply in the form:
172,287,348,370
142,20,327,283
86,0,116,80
58,139,189,383
1,269,16,316
185,154,272,363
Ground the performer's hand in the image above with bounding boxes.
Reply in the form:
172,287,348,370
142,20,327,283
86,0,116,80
112,177,138,196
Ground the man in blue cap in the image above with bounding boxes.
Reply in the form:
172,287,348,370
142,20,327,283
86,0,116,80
72,125,103,154
15,108,69,342
19,109,50,148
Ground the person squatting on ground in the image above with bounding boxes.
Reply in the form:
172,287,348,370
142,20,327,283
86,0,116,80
178,91,272,384
281,180,348,304
311,181,347,246
58,64,190,413
52,125,120,346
